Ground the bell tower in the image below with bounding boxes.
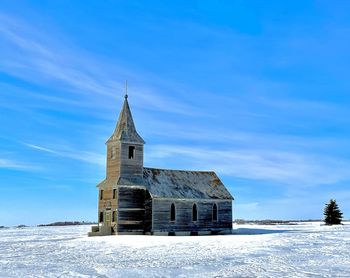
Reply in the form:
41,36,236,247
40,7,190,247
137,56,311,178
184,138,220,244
94,82,146,235
106,92,145,180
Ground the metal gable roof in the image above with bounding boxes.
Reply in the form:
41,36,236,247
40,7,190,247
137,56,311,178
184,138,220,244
143,167,233,200
98,168,233,200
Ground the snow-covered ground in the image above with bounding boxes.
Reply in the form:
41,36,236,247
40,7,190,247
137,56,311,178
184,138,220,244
0,222,349,277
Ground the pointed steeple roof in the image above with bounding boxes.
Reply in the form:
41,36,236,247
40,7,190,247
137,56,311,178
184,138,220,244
108,94,145,144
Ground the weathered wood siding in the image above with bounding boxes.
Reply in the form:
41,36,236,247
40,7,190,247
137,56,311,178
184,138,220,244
98,189,118,216
106,142,144,179
119,143,143,177
98,189,117,206
117,186,146,233
144,191,153,233
151,199,232,233
106,142,121,179
101,140,145,233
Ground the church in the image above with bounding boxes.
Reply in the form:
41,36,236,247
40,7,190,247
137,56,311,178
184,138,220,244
89,92,233,236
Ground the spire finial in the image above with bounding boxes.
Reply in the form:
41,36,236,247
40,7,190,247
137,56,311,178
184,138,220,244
124,80,128,99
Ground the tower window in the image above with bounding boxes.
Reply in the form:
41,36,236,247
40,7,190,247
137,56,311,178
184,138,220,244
170,203,176,221
100,190,104,200
113,189,117,199
110,147,116,159
192,204,198,222
99,211,104,223
128,146,135,159
212,204,218,221
112,211,117,222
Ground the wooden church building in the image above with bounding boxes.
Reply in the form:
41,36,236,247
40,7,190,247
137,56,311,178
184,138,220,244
89,93,233,236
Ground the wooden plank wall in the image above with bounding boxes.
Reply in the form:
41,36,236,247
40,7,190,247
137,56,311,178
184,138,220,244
98,189,118,215
106,142,121,179
117,186,146,232
119,143,143,177
152,199,232,232
106,142,144,178
144,192,153,233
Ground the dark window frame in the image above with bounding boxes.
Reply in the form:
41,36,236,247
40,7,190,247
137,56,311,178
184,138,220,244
192,203,198,222
99,211,104,223
113,189,117,199
112,211,117,222
170,203,176,222
100,190,104,200
128,146,135,159
212,203,218,221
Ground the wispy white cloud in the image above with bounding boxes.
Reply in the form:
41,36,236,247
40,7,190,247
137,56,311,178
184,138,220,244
141,119,348,151
246,188,350,220
0,18,119,97
0,158,39,171
233,202,262,220
0,12,199,117
233,188,350,220
23,143,105,166
2,11,347,123
24,144,57,154
257,96,350,123
47,184,72,191
146,144,350,186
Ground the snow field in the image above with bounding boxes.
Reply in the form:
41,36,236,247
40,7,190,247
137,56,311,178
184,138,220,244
0,222,349,277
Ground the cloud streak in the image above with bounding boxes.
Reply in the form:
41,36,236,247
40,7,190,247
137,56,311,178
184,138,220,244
0,158,39,171
0,12,199,117
146,144,350,186
23,143,105,166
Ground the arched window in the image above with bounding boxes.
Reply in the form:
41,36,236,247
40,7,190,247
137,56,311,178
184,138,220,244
112,211,117,222
212,204,218,221
99,211,104,223
113,189,117,199
170,203,176,221
192,204,198,221
100,190,104,200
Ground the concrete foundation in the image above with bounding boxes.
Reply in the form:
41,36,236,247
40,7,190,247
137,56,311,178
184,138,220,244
88,226,112,237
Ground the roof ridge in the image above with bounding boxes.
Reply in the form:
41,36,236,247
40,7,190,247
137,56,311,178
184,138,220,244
143,167,215,173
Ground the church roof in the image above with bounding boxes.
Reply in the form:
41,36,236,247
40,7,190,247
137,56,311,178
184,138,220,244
107,95,145,144
143,167,233,200
97,167,233,200
97,176,146,189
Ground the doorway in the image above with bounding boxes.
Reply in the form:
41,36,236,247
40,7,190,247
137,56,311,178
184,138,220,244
105,211,111,226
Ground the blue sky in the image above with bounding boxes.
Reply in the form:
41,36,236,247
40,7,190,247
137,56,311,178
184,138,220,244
1,1,350,226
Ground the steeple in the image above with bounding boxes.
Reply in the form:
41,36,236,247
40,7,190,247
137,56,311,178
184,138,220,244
108,89,145,144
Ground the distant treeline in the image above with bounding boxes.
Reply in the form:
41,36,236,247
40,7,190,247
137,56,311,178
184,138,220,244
37,221,97,227
0,221,97,228
234,219,322,225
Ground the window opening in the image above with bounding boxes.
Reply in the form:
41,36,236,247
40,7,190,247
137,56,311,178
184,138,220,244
170,203,176,221
192,204,198,221
100,190,104,200
128,146,135,159
213,204,218,221
111,147,116,159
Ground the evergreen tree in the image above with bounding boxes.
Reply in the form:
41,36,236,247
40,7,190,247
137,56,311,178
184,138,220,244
324,199,343,225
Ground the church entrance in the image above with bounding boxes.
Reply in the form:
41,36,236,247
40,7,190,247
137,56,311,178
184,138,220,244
105,211,111,226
